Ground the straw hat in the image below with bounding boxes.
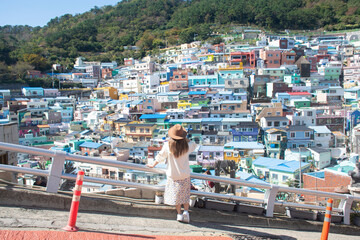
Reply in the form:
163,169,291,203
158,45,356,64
168,124,187,140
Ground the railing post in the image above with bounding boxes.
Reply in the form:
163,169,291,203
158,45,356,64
340,195,354,225
264,185,279,217
46,151,66,193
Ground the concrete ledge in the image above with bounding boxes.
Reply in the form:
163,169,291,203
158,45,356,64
0,185,359,235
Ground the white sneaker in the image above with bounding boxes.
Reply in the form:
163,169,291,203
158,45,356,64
182,211,190,223
177,214,183,222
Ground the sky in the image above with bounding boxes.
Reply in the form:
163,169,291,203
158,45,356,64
0,0,121,27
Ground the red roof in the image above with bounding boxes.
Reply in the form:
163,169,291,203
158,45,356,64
287,92,311,96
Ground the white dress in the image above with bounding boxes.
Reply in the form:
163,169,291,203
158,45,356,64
155,141,197,205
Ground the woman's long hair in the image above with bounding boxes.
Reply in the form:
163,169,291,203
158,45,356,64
169,138,189,158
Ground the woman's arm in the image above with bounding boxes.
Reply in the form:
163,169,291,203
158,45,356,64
147,143,168,168
146,160,159,168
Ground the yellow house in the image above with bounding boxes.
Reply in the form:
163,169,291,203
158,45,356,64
94,87,119,100
114,119,132,136
178,99,191,109
100,118,114,132
124,121,157,143
223,142,265,163
119,92,129,100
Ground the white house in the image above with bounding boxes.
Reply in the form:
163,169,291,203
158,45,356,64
308,147,332,170
84,111,107,130
123,78,142,93
308,126,332,148
287,108,316,126
260,116,289,130
142,74,160,94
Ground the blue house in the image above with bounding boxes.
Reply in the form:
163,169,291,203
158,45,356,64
252,157,311,186
218,69,244,84
350,110,360,129
139,114,167,129
22,87,44,97
286,125,314,149
230,121,259,142
188,75,220,86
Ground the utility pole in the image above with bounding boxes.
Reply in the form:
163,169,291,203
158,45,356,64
298,147,302,188
52,68,54,88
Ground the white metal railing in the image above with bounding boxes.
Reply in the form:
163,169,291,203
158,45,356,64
0,141,359,225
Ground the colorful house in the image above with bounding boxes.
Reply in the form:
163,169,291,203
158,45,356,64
286,125,314,149
22,87,44,97
139,114,167,129
264,128,287,159
224,142,264,163
124,121,157,143
79,142,108,156
252,157,311,186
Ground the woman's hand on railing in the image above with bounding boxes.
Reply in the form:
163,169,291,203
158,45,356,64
146,164,155,168
146,160,159,168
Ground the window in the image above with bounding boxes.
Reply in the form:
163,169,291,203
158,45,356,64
267,121,272,126
274,121,280,127
292,144,297,148
290,132,295,138
239,151,245,156
272,173,278,180
130,127,136,133
277,135,281,141
282,176,288,182
146,128,150,133
233,153,239,157
140,128,144,133
226,152,232,157
267,112,272,115
307,112,313,116
282,122,287,126
305,132,310,137
247,128,253,132
276,111,281,115
216,152,221,156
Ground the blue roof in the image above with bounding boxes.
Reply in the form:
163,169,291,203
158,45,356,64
22,87,43,90
140,114,167,119
304,171,325,179
201,118,223,122
218,91,233,95
198,145,224,152
79,130,91,135
188,91,207,95
253,157,310,173
157,92,181,96
169,119,202,123
79,142,104,149
225,142,264,149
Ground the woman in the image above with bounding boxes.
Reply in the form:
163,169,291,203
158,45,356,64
147,124,197,223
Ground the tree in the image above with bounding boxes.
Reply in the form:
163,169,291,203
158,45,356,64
212,36,223,45
59,161,77,191
22,54,50,71
11,61,34,80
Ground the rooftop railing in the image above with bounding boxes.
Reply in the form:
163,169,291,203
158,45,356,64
0,141,359,225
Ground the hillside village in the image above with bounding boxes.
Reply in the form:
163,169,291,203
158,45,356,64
1,29,360,201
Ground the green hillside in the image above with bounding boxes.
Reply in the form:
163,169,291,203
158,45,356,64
1,0,360,83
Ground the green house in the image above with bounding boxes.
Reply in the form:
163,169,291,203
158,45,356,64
292,98,311,108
